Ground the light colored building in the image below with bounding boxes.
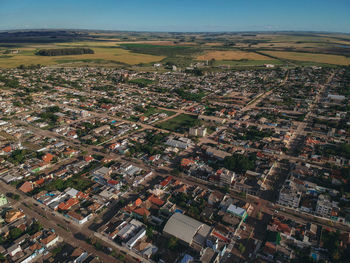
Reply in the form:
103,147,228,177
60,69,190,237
315,194,333,217
205,147,230,161
278,180,301,209
93,125,110,135
189,127,207,137
163,213,211,248
327,94,346,101
217,168,235,187
41,233,60,248
226,204,248,220
165,139,189,149
125,227,146,249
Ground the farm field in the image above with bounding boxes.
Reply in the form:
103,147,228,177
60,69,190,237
250,42,325,49
119,43,200,56
0,45,165,68
261,51,350,65
196,50,272,61
213,59,283,67
1,31,350,68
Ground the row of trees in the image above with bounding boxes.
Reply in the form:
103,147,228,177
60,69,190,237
36,48,94,56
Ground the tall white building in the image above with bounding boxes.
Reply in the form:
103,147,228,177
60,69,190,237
315,194,334,218
278,180,301,208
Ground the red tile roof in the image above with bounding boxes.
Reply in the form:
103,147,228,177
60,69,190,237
35,178,45,185
76,192,89,199
212,231,230,242
133,207,150,217
181,158,195,167
160,176,172,187
3,146,12,153
84,156,94,162
108,179,119,185
42,153,54,163
58,198,79,210
41,233,57,245
147,195,164,207
19,181,34,193
135,198,142,207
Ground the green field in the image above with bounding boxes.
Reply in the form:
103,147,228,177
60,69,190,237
156,114,199,133
120,43,200,56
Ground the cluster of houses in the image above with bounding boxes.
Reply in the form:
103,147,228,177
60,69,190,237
98,174,251,262
0,194,61,263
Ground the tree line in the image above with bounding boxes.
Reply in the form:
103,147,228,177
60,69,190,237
36,47,94,56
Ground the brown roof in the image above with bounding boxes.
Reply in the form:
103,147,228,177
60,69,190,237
29,243,42,252
41,233,57,245
19,181,33,193
133,207,150,217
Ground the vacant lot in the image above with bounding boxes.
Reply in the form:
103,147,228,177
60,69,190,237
156,114,198,133
262,51,350,65
142,107,176,117
197,50,271,61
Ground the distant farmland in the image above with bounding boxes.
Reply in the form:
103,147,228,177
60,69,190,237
1,31,350,68
261,51,350,65
0,45,165,68
197,50,272,61
120,44,200,57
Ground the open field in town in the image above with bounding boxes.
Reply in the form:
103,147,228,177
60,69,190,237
156,114,198,133
196,50,271,61
261,51,350,65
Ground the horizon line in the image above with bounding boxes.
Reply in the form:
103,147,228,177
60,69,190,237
1,28,350,35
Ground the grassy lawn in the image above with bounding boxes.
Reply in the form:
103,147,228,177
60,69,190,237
156,113,199,133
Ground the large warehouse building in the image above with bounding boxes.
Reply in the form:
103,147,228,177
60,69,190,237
163,213,212,250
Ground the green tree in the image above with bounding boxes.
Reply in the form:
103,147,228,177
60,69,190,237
167,237,178,250
223,154,255,173
146,226,154,239
238,243,246,254
9,228,23,240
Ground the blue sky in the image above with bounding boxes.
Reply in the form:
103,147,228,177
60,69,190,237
0,0,349,32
